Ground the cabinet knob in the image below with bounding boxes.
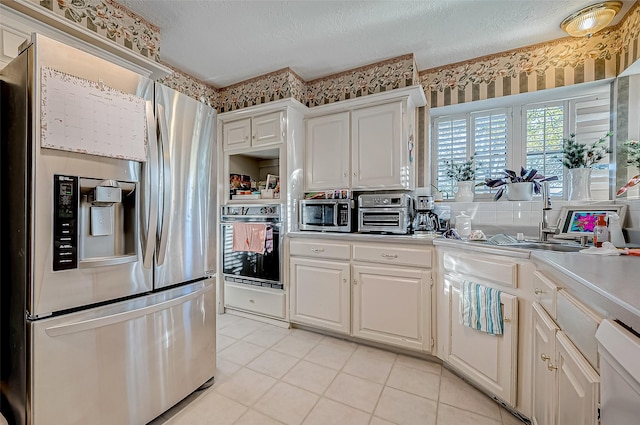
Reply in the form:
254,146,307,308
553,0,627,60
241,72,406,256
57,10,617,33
540,353,551,362
343,278,346,283
252,134,256,139
343,173,347,177
353,279,358,285
547,363,557,372
353,172,357,176
249,299,255,303
534,288,545,295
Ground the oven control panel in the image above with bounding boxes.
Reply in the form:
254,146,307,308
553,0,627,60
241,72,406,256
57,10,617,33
53,174,78,271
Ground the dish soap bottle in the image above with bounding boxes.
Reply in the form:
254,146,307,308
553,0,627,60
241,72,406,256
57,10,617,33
455,211,472,238
607,212,625,248
593,214,609,247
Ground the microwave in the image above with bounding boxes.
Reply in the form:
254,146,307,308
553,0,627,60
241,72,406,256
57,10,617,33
299,199,355,232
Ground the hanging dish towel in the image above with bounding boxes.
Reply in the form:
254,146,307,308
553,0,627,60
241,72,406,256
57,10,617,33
232,223,268,253
459,280,504,335
264,226,273,254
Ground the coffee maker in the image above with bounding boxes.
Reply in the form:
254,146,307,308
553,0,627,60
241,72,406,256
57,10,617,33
413,195,440,234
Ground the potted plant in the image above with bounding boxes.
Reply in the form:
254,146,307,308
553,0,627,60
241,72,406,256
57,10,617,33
617,139,640,196
562,132,612,201
479,167,558,201
443,156,475,202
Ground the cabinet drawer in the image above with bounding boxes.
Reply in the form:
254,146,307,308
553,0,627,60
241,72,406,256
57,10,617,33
532,270,558,319
290,239,351,260
442,252,517,288
352,244,432,268
556,290,602,370
224,283,286,319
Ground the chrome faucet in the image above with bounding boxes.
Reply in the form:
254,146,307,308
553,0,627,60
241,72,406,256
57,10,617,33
539,181,557,242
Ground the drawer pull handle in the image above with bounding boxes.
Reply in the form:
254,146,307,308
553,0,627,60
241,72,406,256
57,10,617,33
541,353,551,362
249,299,255,303
311,248,325,253
547,363,557,372
381,253,398,259
534,288,545,295
503,317,511,323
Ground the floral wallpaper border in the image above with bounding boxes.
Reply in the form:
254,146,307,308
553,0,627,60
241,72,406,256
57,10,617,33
34,0,161,61
21,0,640,112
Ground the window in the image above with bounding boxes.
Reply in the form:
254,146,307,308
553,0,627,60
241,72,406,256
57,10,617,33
433,109,509,198
525,104,565,196
434,117,467,198
472,111,508,194
432,88,611,199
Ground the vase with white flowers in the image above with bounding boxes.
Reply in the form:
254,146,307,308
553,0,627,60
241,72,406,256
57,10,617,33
562,132,612,201
443,156,475,202
617,139,640,196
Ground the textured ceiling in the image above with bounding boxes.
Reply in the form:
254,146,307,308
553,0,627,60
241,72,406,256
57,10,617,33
117,0,635,87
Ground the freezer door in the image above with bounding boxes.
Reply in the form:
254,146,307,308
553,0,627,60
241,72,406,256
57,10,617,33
8,34,155,317
154,84,216,289
29,281,216,425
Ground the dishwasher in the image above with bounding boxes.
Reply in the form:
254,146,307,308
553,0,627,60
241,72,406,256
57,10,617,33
595,319,640,424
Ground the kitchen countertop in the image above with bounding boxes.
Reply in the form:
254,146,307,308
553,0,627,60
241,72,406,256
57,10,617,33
289,232,640,331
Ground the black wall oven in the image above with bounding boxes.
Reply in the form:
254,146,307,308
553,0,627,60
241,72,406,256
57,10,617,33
220,204,282,289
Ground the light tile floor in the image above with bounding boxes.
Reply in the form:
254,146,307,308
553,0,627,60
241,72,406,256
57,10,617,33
148,314,525,425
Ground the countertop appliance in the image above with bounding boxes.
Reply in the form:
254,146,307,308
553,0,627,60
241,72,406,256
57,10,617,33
1,34,216,425
299,198,355,232
413,195,440,234
357,193,412,234
220,204,283,289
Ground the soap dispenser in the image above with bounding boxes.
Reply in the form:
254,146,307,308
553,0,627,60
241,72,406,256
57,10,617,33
607,212,626,248
455,211,472,238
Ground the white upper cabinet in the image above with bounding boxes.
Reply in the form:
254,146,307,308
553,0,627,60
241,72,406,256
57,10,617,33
303,86,425,191
223,117,252,150
351,101,403,189
305,112,350,190
223,111,284,151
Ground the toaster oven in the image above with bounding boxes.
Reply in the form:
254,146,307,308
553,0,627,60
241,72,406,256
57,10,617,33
357,193,412,234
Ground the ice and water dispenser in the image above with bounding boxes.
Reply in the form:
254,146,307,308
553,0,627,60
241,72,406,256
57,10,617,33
53,174,137,271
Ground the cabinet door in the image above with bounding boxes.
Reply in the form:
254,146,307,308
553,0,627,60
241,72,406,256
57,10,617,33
532,303,559,425
290,257,350,334
555,331,600,425
352,264,430,351
447,282,518,406
253,111,284,147
305,112,350,190
223,118,251,150
351,102,403,189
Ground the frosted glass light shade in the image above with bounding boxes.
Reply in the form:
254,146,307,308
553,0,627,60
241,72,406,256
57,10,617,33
561,1,622,37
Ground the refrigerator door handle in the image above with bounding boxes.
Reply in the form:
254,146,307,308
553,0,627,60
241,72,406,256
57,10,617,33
44,282,212,337
156,103,172,266
142,100,159,269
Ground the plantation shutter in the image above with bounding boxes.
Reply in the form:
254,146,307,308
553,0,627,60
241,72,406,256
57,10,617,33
525,103,564,196
571,96,611,200
472,110,509,195
435,117,468,198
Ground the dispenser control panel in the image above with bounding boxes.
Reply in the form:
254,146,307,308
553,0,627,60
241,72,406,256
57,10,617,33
53,175,78,271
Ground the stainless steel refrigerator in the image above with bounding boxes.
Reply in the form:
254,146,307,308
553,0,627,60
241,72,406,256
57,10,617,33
0,33,216,425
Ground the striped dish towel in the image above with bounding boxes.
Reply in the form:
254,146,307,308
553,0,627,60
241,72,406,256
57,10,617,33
459,280,504,335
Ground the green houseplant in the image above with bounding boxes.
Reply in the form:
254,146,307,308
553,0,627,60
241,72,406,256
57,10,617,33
617,139,640,196
443,156,476,201
562,131,612,201
479,167,558,201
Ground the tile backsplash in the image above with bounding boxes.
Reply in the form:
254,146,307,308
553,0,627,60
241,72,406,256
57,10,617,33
438,198,640,238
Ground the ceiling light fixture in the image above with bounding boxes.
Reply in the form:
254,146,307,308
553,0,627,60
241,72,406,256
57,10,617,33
560,1,622,37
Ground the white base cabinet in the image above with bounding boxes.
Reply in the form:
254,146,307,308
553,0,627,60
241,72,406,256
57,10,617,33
446,279,518,405
531,303,600,425
289,237,433,352
290,257,350,334
352,264,430,351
